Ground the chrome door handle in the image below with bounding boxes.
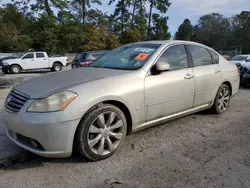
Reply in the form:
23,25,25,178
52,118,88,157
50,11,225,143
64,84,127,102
214,69,221,73
184,74,194,79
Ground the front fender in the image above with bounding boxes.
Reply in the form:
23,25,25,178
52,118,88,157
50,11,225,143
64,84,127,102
58,95,133,123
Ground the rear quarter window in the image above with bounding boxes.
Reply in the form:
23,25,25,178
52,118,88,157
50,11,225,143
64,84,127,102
208,50,219,64
187,45,213,67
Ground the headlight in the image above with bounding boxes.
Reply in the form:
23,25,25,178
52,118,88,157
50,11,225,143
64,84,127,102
27,91,77,112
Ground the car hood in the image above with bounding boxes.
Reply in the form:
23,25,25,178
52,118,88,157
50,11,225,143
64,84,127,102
231,60,245,64
3,58,20,64
15,67,129,98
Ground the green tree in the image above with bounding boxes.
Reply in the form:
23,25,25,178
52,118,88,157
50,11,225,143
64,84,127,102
149,13,171,40
70,0,102,24
193,13,230,49
109,0,131,33
147,0,171,40
175,19,193,40
15,0,68,17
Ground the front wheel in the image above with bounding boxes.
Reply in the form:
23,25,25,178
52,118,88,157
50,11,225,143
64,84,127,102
211,84,231,114
75,104,127,161
10,65,21,74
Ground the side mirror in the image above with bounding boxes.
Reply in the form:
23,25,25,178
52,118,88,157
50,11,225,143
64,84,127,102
156,61,170,71
246,59,250,62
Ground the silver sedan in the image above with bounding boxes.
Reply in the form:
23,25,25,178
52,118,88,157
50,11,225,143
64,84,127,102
2,40,239,161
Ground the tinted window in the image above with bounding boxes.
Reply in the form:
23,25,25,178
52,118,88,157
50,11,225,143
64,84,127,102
87,52,106,60
188,45,213,66
22,53,34,59
157,45,188,70
36,53,45,58
209,50,219,64
73,53,87,63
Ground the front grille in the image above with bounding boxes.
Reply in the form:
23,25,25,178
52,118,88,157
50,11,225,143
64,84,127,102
5,89,30,113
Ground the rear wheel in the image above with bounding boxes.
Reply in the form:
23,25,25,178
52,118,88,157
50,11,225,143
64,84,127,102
51,63,62,72
75,104,127,161
211,84,231,114
10,65,21,74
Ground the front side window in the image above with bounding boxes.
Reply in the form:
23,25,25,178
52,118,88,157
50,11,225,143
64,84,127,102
187,45,213,66
22,53,34,59
157,44,188,70
36,53,45,58
89,44,160,70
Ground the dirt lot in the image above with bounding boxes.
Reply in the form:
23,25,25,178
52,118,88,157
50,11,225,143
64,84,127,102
0,84,249,187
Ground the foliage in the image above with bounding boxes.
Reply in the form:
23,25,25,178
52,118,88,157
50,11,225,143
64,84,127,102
175,12,250,54
175,19,193,40
0,0,172,53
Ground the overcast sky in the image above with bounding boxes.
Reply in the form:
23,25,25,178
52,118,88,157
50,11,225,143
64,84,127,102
1,0,250,35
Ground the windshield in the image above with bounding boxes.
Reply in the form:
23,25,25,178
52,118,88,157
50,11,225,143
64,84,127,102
232,55,248,61
89,44,161,70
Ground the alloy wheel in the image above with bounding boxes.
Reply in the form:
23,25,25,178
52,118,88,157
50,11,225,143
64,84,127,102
217,87,230,112
87,111,124,156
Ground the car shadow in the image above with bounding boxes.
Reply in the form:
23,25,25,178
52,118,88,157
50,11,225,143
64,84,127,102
0,151,88,170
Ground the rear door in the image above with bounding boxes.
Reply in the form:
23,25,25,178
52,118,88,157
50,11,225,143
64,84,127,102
186,45,221,107
35,53,48,68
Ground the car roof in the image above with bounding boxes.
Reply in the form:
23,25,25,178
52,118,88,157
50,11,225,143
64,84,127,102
79,50,108,54
133,40,207,46
235,54,250,56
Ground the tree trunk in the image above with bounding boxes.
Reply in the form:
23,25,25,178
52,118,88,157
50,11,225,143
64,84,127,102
131,0,136,28
147,0,153,40
44,0,53,17
121,0,125,33
82,0,86,25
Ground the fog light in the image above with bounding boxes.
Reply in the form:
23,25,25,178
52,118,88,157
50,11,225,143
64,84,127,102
30,139,38,148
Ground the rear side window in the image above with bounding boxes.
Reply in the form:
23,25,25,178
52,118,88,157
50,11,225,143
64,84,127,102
87,52,106,60
36,53,45,58
187,45,213,66
209,50,219,64
74,53,87,62
157,44,188,70
22,53,34,59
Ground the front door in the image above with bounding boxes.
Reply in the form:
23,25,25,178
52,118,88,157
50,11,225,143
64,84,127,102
145,44,195,121
20,53,35,69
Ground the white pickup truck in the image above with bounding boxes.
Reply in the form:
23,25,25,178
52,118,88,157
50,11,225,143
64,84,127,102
2,52,68,74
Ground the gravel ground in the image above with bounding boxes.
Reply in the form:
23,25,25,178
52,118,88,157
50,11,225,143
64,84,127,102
0,89,249,188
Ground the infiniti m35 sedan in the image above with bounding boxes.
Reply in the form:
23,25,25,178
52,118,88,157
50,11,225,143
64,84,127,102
3,40,239,161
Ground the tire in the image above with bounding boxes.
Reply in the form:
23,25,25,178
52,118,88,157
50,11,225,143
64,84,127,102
10,65,21,74
51,63,62,72
210,84,231,114
75,104,127,161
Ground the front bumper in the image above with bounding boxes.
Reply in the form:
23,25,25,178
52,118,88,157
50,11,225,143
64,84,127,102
2,65,10,73
2,108,81,158
240,73,250,85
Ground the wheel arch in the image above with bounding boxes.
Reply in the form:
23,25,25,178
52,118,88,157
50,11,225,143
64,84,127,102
10,64,23,70
222,81,232,96
75,99,133,136
53,61,63,67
